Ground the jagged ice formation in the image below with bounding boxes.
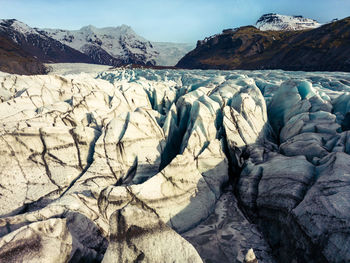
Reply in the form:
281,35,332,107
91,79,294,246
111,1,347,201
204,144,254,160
0,67,350,262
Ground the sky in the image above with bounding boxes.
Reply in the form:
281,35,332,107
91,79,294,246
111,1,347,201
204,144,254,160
0,0,349,43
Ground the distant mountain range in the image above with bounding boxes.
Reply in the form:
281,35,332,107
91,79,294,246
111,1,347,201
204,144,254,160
177,14,350,72
0,19,193,74
1,14,350,75
41,25,193,67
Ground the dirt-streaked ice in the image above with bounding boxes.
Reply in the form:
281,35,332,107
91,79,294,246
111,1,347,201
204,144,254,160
0,66,350,262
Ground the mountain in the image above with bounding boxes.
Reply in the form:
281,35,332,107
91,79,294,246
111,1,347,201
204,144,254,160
42,25,158,66
176,16,350,72
151,42,195,66
0,19,93,64
256,13,321,31
0,19,96,74
0,34,47,75
0,19,193,74
41,25,194,66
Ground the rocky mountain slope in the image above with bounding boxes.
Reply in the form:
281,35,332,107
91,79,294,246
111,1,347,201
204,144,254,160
42,25,158,66
256,13,321,31
41,25,193,66
0,19,193,73
176,16,350,72
0,66,350,262
0,19,94,64
0,34,47,75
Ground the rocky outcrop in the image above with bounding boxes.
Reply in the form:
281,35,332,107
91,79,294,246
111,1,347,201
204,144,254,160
0,68,350,262
176,17,350,72
0,35,47,75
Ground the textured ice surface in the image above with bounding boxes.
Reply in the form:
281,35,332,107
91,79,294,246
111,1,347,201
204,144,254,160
0,67,350,262
46,63,112,77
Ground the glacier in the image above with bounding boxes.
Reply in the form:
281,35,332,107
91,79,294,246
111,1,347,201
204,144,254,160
0,66,350,262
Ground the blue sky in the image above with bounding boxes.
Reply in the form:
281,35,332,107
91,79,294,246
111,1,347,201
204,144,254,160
0,0,349,43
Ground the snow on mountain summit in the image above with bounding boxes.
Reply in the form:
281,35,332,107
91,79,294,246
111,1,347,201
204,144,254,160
0,19,40,36
0,18,194,67
42,25,158,66
256,13,321,31
42,25,193,66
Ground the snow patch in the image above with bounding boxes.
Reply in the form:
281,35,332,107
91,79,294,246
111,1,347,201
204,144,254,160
256,13,321,31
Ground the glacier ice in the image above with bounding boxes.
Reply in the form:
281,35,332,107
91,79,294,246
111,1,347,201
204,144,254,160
0,66,350,262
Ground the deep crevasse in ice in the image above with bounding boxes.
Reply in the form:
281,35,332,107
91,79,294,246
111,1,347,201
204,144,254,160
0,68,350,262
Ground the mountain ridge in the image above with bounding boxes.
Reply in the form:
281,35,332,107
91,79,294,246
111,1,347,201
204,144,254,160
0,34,47,75
176,15,350,72
0,18,194,75
0,19,94,64
41,24,193,66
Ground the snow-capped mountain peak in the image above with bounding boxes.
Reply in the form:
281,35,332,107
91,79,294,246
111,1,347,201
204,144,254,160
0,18,194,66
42,24,158,65
42,24,194,66
0,19,40,36
0,19,95,64
256,13,321,31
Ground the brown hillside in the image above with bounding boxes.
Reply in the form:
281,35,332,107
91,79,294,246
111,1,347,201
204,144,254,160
0,35,47,75
176,17,350,72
